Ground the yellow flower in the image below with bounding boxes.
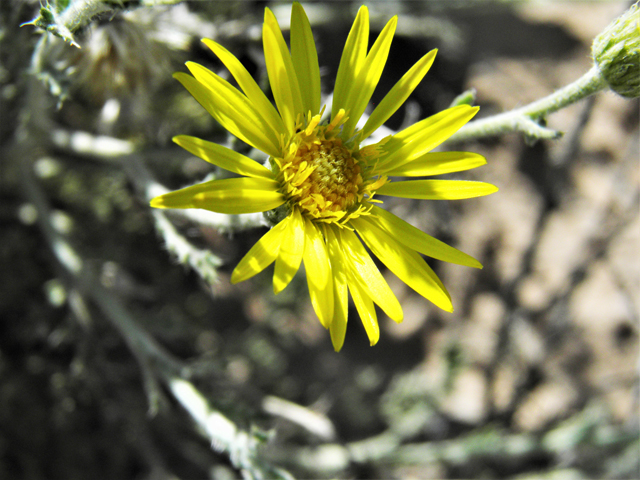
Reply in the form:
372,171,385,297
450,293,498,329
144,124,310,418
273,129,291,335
151,3,498,351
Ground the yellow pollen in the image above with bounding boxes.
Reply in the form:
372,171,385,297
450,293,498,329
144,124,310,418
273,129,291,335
286,139,363,218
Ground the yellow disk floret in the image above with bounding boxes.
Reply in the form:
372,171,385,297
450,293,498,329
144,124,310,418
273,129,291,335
275,109,387,224
289,139,363,212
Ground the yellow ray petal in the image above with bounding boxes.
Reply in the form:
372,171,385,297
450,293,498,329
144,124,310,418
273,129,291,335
339,228,403,323
377,105,478,172
347,276,380,346
201,39,286,137
332,5,369,121
330,292,348,351
302,217,333,328
342,15,398,139
370,206,482,268
264,8,304,136
231,217,289,284
273,208,305,294
376,179,499,200
177,67,280,157
353,217,453,312
385,105,475,152
360,49,437,141
382,152,486,177
150,177,284,214
325,227,349,351
173,135,273,179
291,2,321,116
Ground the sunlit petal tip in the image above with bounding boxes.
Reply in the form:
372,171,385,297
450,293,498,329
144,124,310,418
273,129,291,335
440,294,454,312
200,38,216,51
292,1,306,20
149,195,169,209
356,4,369,17
264,7,283,35
475,183,499,197
149,191,194,210
330,325,346,352
390,310,404,324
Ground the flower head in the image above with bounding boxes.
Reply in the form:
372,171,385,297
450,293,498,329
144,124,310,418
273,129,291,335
592,1,640,98
151,3,498,351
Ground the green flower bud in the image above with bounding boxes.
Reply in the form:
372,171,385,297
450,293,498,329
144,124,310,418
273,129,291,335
592,2,640,98
450,88,477,108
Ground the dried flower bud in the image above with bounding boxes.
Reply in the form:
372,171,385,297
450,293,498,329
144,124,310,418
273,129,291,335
592,2,640,98
69,15,170,102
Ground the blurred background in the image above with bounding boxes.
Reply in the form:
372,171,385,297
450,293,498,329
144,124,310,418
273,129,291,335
0,1,638,479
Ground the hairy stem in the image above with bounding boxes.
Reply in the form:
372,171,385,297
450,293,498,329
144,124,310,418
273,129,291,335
449,65,608,143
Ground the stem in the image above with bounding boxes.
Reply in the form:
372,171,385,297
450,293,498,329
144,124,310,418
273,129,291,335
168,379,295,480
57,0,111,34
449,65,608,143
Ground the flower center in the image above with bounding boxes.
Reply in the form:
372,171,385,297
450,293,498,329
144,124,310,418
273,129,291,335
274,110,387,225
292,139,363,215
